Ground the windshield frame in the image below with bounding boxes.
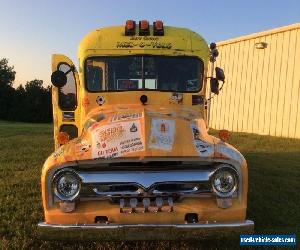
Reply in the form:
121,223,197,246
84,55,204,93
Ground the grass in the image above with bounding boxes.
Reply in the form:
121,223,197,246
0,120,299,249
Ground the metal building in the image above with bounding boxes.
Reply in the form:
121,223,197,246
209,23,300,139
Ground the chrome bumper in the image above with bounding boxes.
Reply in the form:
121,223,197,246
38,220,254,241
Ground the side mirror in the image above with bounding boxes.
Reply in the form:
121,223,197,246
210,78,219,95
215,67,225,82
51,70,67,88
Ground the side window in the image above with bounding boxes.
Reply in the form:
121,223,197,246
86,60,104,92
58,63,77,110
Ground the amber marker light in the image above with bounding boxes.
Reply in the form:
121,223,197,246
125,20,136,36
153,20,164,36
139,20,150,35
57,131,70,145
219,129,230,142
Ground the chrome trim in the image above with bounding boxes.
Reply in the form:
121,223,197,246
77,170,212,198
92,184,142,196
152,185,199,195
37,220,254,240
46,160,244,207
79,170,211,189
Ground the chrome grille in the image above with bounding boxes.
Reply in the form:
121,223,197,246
77,170,212,200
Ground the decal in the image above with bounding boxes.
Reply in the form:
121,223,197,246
62,112,75,122
169,93,183,104
52,146,64,158
149,119,175,151
75,139,91,155
116,41,172,49
130,123,138,132
192,95,204,105
92,120,144,159
82,97,90,108
191,124,214,157
129,36,159,41
96,96,105,106
110,112,143,122
191,125,201,140
98,124,125,142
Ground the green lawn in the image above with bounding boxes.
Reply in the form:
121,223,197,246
0,121,299,249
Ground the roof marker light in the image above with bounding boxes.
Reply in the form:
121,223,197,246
125,20,136,36
139,20,150,36
153,20,164,36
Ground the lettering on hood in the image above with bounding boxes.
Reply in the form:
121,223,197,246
91,120,144,159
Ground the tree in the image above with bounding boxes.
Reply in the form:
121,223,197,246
0,58,16,119
0,58,52,123
0,58,15,86
21,79,52,122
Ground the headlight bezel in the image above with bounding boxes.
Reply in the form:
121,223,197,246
211,165,238,198
52,168,81,201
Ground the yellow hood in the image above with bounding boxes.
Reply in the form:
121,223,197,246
48,105,219,164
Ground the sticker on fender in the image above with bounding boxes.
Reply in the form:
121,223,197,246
91,120,144,158
191,124,214,157
149,119,175,151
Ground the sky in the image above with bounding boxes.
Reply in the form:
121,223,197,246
0,0,299,87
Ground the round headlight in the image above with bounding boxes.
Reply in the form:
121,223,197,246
212,166,238,197
53,169,81,201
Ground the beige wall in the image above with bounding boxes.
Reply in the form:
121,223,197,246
209,23,300,138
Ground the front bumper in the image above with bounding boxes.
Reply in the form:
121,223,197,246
38,220,254,241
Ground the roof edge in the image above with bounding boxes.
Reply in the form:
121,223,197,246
217,22,300,46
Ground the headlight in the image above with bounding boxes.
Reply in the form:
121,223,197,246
211,166,238,197
53,169,81,201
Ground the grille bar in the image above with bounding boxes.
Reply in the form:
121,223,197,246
78,170,211,189
78,170,212,198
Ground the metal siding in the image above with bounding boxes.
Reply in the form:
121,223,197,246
294,29,300,138
210,23,300,138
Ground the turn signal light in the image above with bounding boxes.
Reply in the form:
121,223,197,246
125,20,136,36
139,20,150,36
219,129,230,142
153,20,164,36
57,131,70,145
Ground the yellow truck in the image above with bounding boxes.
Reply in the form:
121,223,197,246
38,20,254,240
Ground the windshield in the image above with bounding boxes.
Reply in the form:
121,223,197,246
85,56,204,92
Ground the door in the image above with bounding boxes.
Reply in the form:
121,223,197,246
51,54,80,149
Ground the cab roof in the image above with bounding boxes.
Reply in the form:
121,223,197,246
78,25,209,66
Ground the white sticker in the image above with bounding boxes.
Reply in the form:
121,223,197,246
76,139,91,155
110,112,143,122
169,93,183,104
191,124,214,157
92,120,144,159
149,119,175,151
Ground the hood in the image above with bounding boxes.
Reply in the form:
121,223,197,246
50,105,218,164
